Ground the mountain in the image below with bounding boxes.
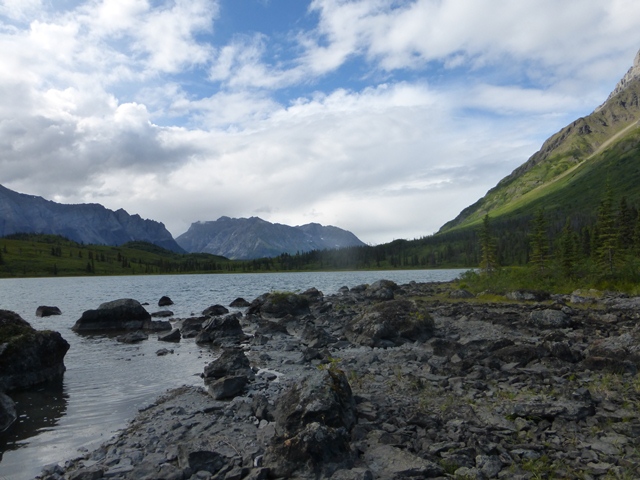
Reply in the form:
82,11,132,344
176,216,367,259
440,48,640,234
0,185,184,252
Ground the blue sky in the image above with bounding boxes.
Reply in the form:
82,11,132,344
1,0,639,244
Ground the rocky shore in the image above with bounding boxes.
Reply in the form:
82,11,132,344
36,281,640,479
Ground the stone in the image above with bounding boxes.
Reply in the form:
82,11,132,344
72,299,151,332
202,304,230,316
158,296,174,306
364,444,444,478
204,349,253,382
195,314,248,345
230,297,250,308
116,330,148,343
0,391,16,432
151,310,174,318
158,328,181,342
0,310,70,392
247,292,310,319
207,375,248,400
345,299,434,347
36,305,62,317
529,309,570,328
450,289,475,299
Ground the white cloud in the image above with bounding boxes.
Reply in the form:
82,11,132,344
1,0,640,245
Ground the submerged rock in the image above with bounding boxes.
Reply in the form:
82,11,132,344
36,306,62,317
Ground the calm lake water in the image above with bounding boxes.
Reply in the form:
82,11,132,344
0,269,465,479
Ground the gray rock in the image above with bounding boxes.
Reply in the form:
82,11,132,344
158,328,181,342
364,444,444,478
202,304,229,316
0,391,16,432
207,375,248,400
158,296,174,306
204,349,253,382
196,314,248,345
36,305,62,317
116,330,148,343
529,309,570,328
72,299,151,332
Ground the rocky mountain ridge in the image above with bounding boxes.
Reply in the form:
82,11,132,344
440,48,640,232
176,216,366,260
0,184,183,252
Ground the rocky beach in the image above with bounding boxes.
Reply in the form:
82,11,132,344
12,279,640,479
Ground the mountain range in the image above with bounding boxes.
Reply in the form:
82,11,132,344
0,185,366,259
176,216,366,260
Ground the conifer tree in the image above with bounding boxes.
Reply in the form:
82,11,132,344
558,219,578,278
479,214,498,274
596,182,617,274
529,209,548,272
617,196,635,253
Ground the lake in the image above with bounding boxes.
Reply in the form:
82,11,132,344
0,269,465,479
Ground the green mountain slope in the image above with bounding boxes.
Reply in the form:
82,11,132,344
440,74,640,233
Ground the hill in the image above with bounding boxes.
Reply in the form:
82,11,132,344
176,216,367,260
0,184,184,253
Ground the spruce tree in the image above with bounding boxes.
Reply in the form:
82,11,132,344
529,209,548,272
558,219,578,278
479,214,498,274
596,183,617,274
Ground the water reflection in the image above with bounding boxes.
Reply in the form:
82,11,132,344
0,378,68,453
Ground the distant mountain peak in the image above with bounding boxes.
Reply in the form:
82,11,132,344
596,48,640,112
176,216,365,259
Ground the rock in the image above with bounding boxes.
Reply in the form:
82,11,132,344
506,290,550,302
364,444,444,478
195,313,248,345
147,319,172,331
0,310,70,392
158,296,174,306
0,391,16,432
202,304,230,316
301,324,336,348
207,375,248,400
151,310,174,318
450,289,475,299
116,330,148,343
230,297,250,308
179,316,207,338
178,447,226,474
72,299,151,332
529,309,570,328
203,348,254,382
68,465,105,480
247,292,310,319
156,348,173,356
345,299,434,347
365,279,398,300
264,368,356,477
36,305,62,317
158,328,181,342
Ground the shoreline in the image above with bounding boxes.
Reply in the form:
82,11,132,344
35,281,640,479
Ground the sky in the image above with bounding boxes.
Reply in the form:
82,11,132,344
1,1,640,245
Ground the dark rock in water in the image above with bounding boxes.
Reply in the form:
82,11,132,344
202,304,230,316
247,292,310,319
265,368,356,477
0,391,16,432
203,348,254,382
36,306,62,317
207,375,248,400
230,297,250,308
156,348,173,356
345,299,434,347
158,328,181,342
158,296,173,307
150,310,173,318
178,316,207,338
116,330,148,343
72,299,151,332
147,320,172,331
196,313,248,346
0,309,70,392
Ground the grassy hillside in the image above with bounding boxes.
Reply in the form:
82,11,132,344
0,234,232,277
441,76,640,232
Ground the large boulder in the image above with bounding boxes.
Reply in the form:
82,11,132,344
345,299,435,347
72,299,151,332
0,310,70,392
264,368,356,477
247,292,310,319
195,313,248,345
